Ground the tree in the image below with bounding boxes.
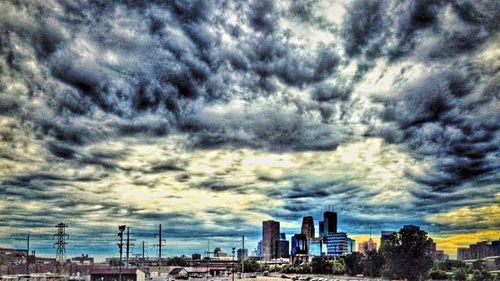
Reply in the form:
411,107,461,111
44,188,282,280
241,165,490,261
381,227,434,281
310,257,332,274
363,250,384,277
243,260,261,272
344,253,363,276
472,260,486,271
453,267,468,281
429,270,448,280
438,260,466,271
472,269,493,281
332,259,345,275
166,256,188,266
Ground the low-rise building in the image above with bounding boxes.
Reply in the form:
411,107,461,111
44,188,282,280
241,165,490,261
0,273,67,281
0,248,28,265
71,254,94,265
89,267,145,281
168,268,188,279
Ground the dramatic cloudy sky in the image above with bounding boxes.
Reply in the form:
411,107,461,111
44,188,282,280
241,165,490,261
0,0,499,260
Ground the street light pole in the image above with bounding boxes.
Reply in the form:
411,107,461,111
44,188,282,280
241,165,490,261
232,247,236,281
118,225,126,281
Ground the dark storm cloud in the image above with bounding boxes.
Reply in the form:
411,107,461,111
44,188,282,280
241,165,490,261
378,67,499,190
0,0,355,157
342,0,388,58
341,0,500,62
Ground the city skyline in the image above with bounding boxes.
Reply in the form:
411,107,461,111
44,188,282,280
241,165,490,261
1,211,496,261
0,0,499,263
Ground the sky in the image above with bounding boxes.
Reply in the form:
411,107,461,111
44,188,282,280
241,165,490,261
0,0,499,261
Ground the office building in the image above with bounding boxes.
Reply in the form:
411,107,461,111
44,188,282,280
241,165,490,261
291,234,307,255
358,238,377,255
276,239,290,258
457,248,469,260
262,220,280,260
319,221,325,237
256,241,263,257
323,211,337,236
291,233,308,264
309,238,323,256
347,238,356,254
324,233,348,257
301,216,315,242
457,239,500,260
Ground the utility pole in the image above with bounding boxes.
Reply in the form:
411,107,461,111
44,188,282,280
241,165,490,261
118,225,126,281
53,223,68,263
204,239,211,274
126,227,135,267
159,224,162,262
142,241,145,267
241,235,245,276
26,233,30,274
155,224,165,265
33,250,37,274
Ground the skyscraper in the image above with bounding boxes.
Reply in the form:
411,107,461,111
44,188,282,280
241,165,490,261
277,233,289,258
262,220,280,260
276,239,290,258
319,221,325,237
256,241,263,257
323,211,337,235
301,216,315,241
291,234,307,255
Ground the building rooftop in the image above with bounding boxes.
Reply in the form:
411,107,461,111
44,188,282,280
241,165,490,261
90,267,138,275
